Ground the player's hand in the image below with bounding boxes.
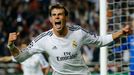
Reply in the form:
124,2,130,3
122,25,132,35
8,32,20,46
112,25,132,40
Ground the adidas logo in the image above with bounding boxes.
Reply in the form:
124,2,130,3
52,46,57,49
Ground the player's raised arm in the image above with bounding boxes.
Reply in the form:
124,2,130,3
7,32,20,57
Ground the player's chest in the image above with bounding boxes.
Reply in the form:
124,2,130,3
45,37,80,57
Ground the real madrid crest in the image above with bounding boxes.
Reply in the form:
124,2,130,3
72,40,77,48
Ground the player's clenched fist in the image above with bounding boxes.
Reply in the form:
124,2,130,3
122,25,132,34
8,32,20,46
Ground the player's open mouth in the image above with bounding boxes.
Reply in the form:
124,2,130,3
55,21,62,29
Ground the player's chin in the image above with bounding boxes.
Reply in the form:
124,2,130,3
56,28,63,32
54,26,62,30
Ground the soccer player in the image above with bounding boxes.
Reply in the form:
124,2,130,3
7,4,131,75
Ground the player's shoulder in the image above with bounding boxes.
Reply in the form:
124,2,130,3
68,25,82,31
68,25,89,33
40,30,53,37
34,30,53,42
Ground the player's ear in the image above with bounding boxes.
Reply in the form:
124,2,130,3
66,16,69,21
49,17,52,23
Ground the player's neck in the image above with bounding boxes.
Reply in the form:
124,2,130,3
52,26,68,37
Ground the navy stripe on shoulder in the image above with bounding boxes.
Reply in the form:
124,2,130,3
34,31,53,42
68,25,81,31
81,28,89,33
68,25,90,33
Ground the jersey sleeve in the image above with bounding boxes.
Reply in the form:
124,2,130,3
14,33,47,62
81,29,113,47
11,56,17,62
38,54,49,68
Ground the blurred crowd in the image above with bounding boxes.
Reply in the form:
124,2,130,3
0,0,100,74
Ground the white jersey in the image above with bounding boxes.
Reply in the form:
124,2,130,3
14,25,113,75
21,54,49,75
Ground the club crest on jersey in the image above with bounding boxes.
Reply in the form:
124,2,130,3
72,40,77,48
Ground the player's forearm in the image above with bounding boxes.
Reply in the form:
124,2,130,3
112,30,123,40
0,56,12,62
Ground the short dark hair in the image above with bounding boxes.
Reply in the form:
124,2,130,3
49,3,68,16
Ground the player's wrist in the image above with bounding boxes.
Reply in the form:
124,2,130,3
120,30,124,35
7,43,15,50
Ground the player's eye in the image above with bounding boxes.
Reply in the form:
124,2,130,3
52,13,56,16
